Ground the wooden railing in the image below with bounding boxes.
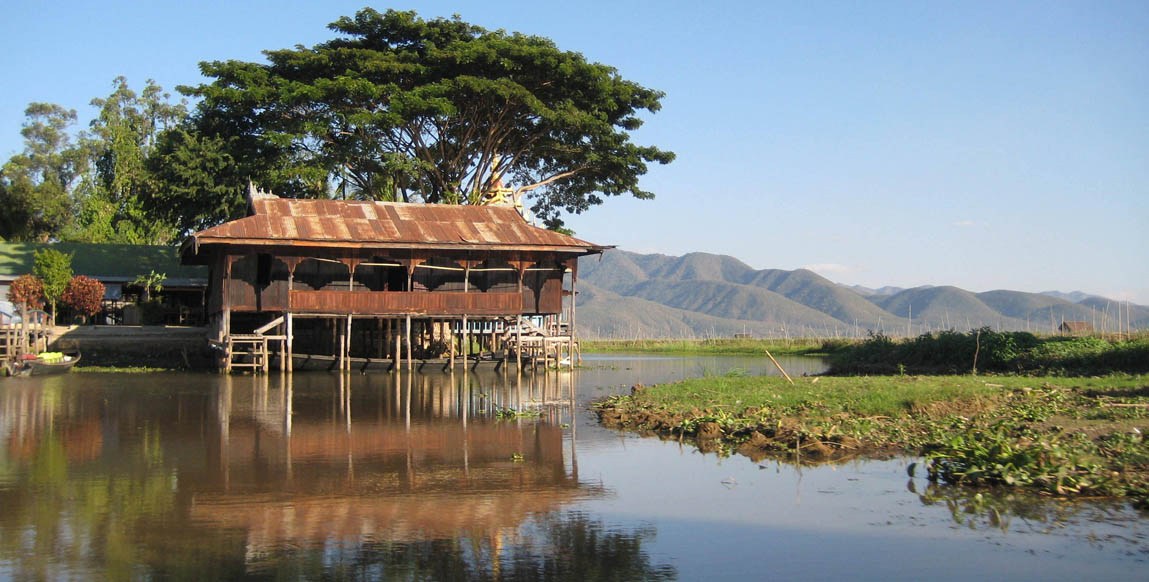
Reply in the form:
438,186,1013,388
289,290,524,315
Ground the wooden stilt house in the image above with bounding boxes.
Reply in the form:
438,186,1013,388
179,186,607,372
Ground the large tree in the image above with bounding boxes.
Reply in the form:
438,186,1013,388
0,104,92,241
74,77,186,244
178,8,673,229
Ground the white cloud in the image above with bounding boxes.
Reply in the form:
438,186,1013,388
952,220,977,227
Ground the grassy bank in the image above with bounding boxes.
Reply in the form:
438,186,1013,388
581,338,852,356
829,329,1149,375
594,373,1149,503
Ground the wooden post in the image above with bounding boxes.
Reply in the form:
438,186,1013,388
337,317,345,371
449,318,456,368
223,256,234,343
19,302,28,359
286,261,295,373
346,314,353,371
286,312,294,373
406,314,413,372
393,319,401,371
571,262,579,366
462,259,471,369
278,321,285,372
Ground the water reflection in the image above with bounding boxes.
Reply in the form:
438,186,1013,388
0,369,674,580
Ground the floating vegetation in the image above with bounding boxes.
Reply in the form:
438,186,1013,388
594,374,1149,502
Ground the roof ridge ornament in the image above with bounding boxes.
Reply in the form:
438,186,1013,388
246,181,280,214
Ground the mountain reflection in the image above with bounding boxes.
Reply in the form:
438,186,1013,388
0,371,676,580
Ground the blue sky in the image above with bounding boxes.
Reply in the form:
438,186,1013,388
3,1,1146,303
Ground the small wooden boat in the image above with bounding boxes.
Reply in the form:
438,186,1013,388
6,350,81,377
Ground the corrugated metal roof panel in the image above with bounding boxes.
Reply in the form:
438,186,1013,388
189,197,606,252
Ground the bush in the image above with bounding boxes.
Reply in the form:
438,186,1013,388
829,328,1145,375
7,274,45,310
33,248,73,316
62,275,106,321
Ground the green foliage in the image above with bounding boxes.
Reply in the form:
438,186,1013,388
598,373,1149,501
7,274,45,310
2,79,189,243
144,128,247,236
0,103,90,241
830,328,1149,375
62,275,106,320
181,8,673,229
69,77,185,244
132,270,166,302
33,248,73,316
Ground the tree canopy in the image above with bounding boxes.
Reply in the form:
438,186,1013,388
178,8,673,229
0,79,186,244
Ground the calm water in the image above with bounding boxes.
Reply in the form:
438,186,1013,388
1,355,1145,581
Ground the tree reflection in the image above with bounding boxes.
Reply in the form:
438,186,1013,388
234,513,676,581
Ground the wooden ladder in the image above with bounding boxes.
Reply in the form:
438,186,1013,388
225,334,269,373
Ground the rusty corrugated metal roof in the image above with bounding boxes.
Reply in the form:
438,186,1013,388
188,197,606,253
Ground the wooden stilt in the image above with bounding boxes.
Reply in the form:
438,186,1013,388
337,317,345,371
345,314,353,371
406,314,412,372
449,317,456,368
286,312,294,373
393,318,401,371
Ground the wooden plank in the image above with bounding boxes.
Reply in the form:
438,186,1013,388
289,290,524,315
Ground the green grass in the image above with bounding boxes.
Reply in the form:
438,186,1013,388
581,338,854,356
621,374,1084,419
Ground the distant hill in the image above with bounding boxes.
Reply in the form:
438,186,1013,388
1041,290,1101,303
576,249,1143,339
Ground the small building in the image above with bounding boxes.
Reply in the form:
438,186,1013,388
0,242,208,325
1058,321,1094,334
179,186,607,371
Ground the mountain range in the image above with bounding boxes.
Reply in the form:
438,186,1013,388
575,250,1147,339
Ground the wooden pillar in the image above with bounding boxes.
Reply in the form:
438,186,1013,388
393,318,401,370
286,313,294,373
405,314,413,372
223,256,235,341
345,314,353,371
512,259,527,373
337,317,345,371
449,318,456,367
278,320,286,372
569,261,577,370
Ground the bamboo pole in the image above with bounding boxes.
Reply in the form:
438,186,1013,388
764,348,794,385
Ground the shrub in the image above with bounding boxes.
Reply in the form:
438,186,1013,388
33,248,73,317
62,275,106,322
7,274,45,310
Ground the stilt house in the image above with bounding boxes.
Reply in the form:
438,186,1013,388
179,186,607,371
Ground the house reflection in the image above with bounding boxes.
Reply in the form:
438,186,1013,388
0,370,628,579
191,370,598,555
